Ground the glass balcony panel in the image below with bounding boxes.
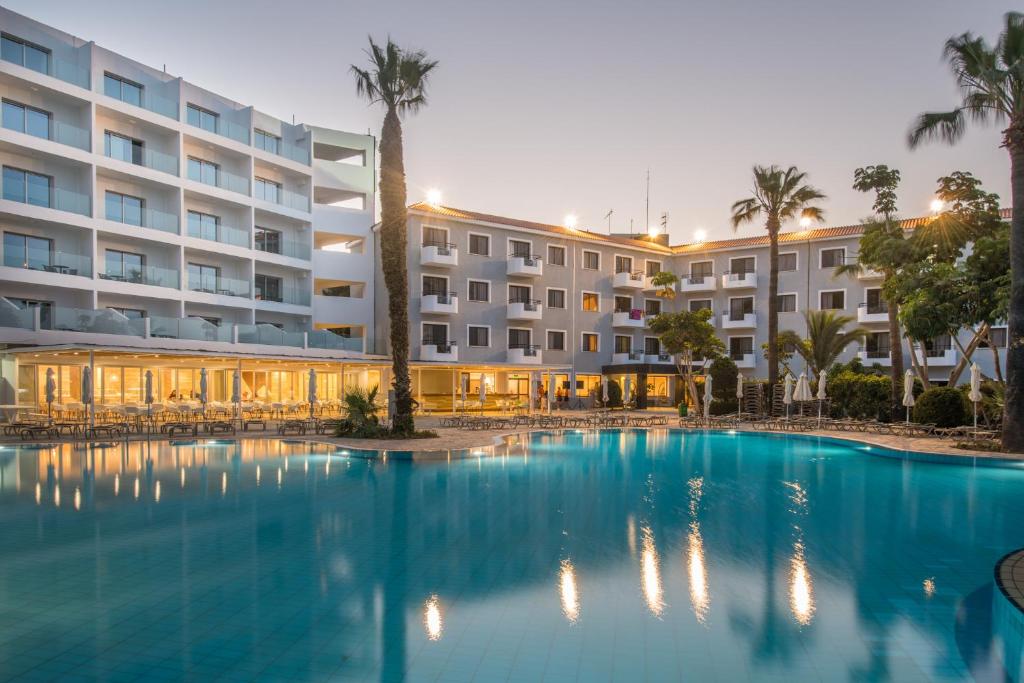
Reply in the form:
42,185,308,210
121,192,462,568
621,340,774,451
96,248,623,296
52,307,140,335
0,304,34,330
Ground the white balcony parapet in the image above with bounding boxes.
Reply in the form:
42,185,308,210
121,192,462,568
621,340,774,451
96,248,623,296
722,271,757,289
858,350,892,367
913,345,957,367
420,242,458,267
731,353,756,369
420,341,458,362
507,299,543,321
507,254,543,277
613,270,646,290
721,312,757,329
420,292,458,315
679,275,717,293
857,303,889,324
507,345,542,365
613,310,646,328
612,351,646,364
858,267,883,280
645,352,674,365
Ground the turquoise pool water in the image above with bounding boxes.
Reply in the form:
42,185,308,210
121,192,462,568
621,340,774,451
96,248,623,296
0,431,1022,682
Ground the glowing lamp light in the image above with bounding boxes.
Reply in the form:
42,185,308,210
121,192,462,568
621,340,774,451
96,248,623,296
799,216,813,229
647,225,661,238
930,198,945,214
426,188,443,207
564,214,579,230
693,228,708,243
424,595,443,640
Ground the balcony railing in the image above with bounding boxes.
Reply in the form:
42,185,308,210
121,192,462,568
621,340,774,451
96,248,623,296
236,323,304,347
511,253,542,267
149,316,232,342
308,329,363,352
255,283,311,307
859,302,889,315
276,140,310,165
100,265,178,289
255,237,312,260
423,241,457,256
425,291,457,306
188,167,250,195
509,298,540,310
187,275,249,298
509,344,540,356
105,146,178,175
2,51,90,89
105,207,179,234
423,339,457,354
3,251,91,276
52,308,146,336
188,221,249,248
3,186,91,216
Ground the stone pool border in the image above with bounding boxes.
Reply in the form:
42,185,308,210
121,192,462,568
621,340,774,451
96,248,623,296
994,549,1024,681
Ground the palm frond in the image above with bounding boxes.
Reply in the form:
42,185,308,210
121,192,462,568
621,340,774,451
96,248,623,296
908,110,965,148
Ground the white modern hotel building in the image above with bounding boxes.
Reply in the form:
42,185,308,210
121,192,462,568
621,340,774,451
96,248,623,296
0,7,1008,414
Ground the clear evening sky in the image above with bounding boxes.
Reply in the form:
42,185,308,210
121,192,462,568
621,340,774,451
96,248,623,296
10,0,1011,242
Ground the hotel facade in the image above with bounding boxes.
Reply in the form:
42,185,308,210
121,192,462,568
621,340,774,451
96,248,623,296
0,8,1007,415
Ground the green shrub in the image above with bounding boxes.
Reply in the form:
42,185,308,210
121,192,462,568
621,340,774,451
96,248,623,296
913,386,969,427
710,398,738,415
606,380,623,408
708,356,739,402
827,371,892,420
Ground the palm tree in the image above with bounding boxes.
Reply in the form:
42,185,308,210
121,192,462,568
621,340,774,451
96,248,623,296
908,12,1024,451
790,311,868,379
351,38,438,436
731,166,826,388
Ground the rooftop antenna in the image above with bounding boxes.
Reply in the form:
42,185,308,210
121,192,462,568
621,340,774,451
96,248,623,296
604,209,613,234
660,212,668,233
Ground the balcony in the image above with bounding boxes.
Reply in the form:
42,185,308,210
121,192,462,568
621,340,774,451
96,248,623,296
507,254,543,278
100,265,179,289
680,274,717,293
613,310,646,328
256,283,311,307
1,115,90,151
104,144,178,176
730,352,756,369
105,207,179,235
308,329,363,352
914,345,957,367
507,299,542,321
3,250,91,277
858,350,892,367
645,352,674,364
149,316,232,342
857,303,889,324
51,307,146,335
420,242,458,268
613,270,645,290
722,271,756,289
2,184,90,217
612,350,645,364
644,274,677,293
187,165,249,196
507,345,542,365
188,220,249,248
236,324,304,347
721,312,757,329
188,274,249,298
421,341,458,363
1,47,90,89
421,292,458,315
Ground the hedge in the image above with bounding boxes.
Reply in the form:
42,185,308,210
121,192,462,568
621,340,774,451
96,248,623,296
827,371,892,421
913,386,969,427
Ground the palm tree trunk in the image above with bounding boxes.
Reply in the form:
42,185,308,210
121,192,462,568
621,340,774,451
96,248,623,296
989,327,1004,383
1004,136,1024,451
767,218,780,389
884,282,903,420
378,107,415,435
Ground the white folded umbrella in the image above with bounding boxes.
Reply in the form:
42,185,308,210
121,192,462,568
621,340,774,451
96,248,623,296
902,369,916,423
703,374,713,420
969,362,982,429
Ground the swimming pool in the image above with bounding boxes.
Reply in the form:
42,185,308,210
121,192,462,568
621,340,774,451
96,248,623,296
0,431,1021,682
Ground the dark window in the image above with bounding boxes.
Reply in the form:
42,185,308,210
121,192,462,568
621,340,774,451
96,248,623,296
645,261,662,277
104,131,144,165
508,284,532,303
188,263,219,292
2,34,50,75
614,296,633,313
821,248,845,268
548,245,565,266
690,261,713,278
509,239,531,258
582,333,598,352
778,253,797,272
729,337,754,358
255,227,282,254
547,289,566,309
254,177,282,203
422,226,447,247
508,328,531,348
422,323,448,345
866,289,888,314
614,335,632,354
255,274,282,302
729,297,754,319
104,249,145,283
469,234,489,255
106,191,144,226
777,293,796,312
645,299,662,316
689,299,712,313
2,99,50,139
468,326,489,347
582,251,600,270
866,332,890,357
547,330,565,351
3,232,51,270
730,257,755,275
614,255,633,273
3,166,50,207
104,73,142,106
422,276,449,296
186,104,219,133
254,129,280,154
820,290,845,310
644,338,661,355
468,280,489,302
187,157,219,185
982,328,1007,348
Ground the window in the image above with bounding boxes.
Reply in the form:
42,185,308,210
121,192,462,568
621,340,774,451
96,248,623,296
547,288,566,309
778,252,797,272
468,326,490,347
2,34,50,75
581,333,599,352
104,249,145,283
3,232,51,270
865,288,888,314
614,295,633,313
3,166,50,207
689,299,712,313
508,328,532,348
321,284,351,297
255,274,282,302
2,100,50,140
729,336,754,359
189,210,221,241
422,275,449,296
820,290,845,310
548,245,566,266
729,297,753,320
645,260,662,277
509,239,531,258
508,284,532,303
866,332,890,358
104,131,144,165
254,177,282,203
615,255,633,273
186,104,219,133
982,327,1008,348
645,299,662,316
614,335,632,354
187,157,219,185
108,307,146,320
187,263,220,293
582,250,600,270
547,330,566,351
644,337,661,355
778,293,797,312
254,129,280,154
422,226,448,247
467,280,490,302
730,256,755,274
468,233,489,256
11,298,53,329
422,323,448,345
690,261,713,279
255,227,281,254
820,248,846,268
582,292,599,312
105,191,144,226
104,73,142,106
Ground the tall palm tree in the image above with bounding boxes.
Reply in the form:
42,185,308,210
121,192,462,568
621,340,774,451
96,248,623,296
351,38,438,436
731,166,826,388
908,12,1024,451
792,310,868,379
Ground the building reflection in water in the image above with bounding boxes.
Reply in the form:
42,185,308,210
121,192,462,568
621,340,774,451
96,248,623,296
687,477,709,624
559,559,580,624
73,486,81,511
785,481,815,626
641,525,665,617
424,595,443,641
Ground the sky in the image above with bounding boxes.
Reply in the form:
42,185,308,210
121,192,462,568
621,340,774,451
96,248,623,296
10,0,1013,243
